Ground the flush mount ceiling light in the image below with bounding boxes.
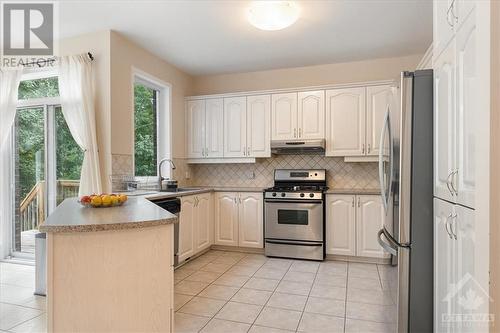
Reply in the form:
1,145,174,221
247,1,300,31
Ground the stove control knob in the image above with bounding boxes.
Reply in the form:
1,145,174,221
272,192,277,197
309,193,315,198
281,192,286,197
300,193,305,198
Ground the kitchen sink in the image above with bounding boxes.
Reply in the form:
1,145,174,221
160,187,202,193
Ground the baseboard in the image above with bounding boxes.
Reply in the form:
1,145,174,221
210,245,265,254
326,254,391,265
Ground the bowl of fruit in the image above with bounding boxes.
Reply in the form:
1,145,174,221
79,194,128,208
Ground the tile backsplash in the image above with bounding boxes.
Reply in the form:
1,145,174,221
187,155,379,190
111,154,379,190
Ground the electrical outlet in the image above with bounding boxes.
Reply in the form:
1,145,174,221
185,170,191,179
247,171,255,179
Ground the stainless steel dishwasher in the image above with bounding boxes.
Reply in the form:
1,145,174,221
150,197,181,266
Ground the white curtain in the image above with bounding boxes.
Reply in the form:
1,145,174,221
0,68,22,258
58,55,102,196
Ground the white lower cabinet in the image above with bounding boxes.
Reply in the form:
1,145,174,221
215,192,263,248
326,194,388,259
178,193,213,263
434,198,480,333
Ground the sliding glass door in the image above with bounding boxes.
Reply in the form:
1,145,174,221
11,90,83,258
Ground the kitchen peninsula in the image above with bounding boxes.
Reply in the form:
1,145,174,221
39,197,177,333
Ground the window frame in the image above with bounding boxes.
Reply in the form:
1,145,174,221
131,68,172,182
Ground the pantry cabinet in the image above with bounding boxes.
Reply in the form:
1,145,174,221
215,192,263,248
434,198,479,333
178,193,213,263
326,194,388,259
434,9,476,209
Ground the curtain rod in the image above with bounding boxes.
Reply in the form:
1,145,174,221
21,52,94,67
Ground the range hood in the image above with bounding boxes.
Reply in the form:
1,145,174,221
271,139,325,155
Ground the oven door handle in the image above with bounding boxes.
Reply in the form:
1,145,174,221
264,199,323,204
265,239,324,247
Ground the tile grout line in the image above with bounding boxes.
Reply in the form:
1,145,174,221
344,262,350,333
294,263,319,333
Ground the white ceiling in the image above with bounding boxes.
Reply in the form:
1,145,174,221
58,0,432,76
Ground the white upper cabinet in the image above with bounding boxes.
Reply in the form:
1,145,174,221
325,194,356,256
455,11,476,209
224,97,247,158
433,0,455,60
297,91,325,140
238,193,264,248
366,85,392,156
325,87,366,156
205,99,224,158
434,42,456,204
214,192,239,246
456,0,475,29
271,92,298,140
186,100,205,158
356,195,389,259
246,95,271,158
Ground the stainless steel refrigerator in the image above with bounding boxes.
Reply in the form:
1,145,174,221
377,70,434,332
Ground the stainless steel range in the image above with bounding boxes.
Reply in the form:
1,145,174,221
264,169,327,261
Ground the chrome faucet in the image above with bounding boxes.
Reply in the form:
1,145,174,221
158,158,176,191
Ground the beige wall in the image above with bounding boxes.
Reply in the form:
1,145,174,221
192,54,423,95
59,31,112,192
110,31,193,159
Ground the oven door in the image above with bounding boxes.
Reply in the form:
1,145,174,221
264,199,323,242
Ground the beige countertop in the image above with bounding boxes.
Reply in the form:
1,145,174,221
325,188,381,195
39,197,177,233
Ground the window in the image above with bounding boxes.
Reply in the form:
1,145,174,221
11,75,83,257
134,82,158,177
133,72,171,182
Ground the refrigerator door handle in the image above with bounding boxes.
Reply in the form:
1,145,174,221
378,105,392,213
377,228,397,256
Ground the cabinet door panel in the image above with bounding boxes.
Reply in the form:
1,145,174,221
434,198,455,333
224,97,247,157
247,95,271,158
195,193,212,252
238,193,264,248
179,196,196,262
434,43,456,203
366,85,393,156
456,12,476,209
356,195,388,258
214,193,239,246
205,98,224,158
298,90,325,140
271,93,297,140
186,100,205,158
325,87,366,156
325,195,356,256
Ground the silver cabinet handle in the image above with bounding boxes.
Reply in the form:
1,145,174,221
445,213,453,239
234,197,237,204
362,144,365,154
446,171,454,196
357,197,361,208
352,198,354,207
367,144,371,154
294,128,297,138
247,147,250,157
243,147,246,156
450,213,458,240
299,128,302,138
450,169,458,195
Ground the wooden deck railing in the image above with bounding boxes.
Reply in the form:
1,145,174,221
19,180,80,232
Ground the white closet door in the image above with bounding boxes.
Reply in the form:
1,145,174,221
247,95,271,158
205,98,224,158
325,87,366,156
297,90,325,140
224,97,247,157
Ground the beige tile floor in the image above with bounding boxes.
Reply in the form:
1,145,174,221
0,251,398,333
0,262,46,333
175,251,398,333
